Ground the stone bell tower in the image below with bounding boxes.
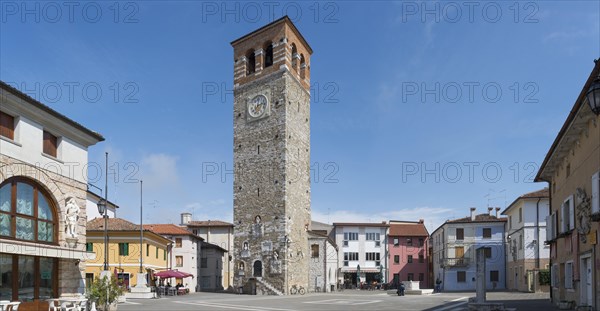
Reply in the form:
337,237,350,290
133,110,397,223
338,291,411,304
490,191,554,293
231,16,312,295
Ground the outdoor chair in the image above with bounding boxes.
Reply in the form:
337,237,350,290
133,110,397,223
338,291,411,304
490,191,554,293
4,302,20,311
47,299,61,311
75,299,88,311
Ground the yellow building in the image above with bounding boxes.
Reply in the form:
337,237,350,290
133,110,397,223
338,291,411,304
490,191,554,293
85,218,171,289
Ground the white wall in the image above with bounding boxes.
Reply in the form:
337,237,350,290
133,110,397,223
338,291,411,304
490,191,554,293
0,115,89,183
168,235,199,292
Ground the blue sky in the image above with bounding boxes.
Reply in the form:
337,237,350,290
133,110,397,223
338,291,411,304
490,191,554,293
1,1,599,232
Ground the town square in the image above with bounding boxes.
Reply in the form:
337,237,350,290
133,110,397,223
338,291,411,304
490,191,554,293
1,1,599,310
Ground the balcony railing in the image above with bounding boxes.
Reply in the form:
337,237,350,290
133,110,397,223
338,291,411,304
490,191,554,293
441,257,470,267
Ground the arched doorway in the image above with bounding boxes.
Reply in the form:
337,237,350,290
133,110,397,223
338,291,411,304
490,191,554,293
253,260,262,277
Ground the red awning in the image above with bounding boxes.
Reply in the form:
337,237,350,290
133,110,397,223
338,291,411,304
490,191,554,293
154,270,194,278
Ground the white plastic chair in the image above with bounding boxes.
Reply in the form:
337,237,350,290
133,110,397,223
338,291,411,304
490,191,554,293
76,299,88,311
47,299,61,311
5,302,20,311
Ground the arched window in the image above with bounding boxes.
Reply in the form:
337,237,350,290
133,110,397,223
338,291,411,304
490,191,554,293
246,50,256,75
0,178,57,243
291,44,298,71
300,54,306,80
264,42,273,68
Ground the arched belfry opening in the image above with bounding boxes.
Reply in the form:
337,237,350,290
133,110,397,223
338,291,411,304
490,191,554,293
300,54,306,80
291,43,298,71
264,42,274,68
253,260,263,277
246,49,256,75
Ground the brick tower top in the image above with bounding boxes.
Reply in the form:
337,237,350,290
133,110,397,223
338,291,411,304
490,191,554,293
231,16,312,91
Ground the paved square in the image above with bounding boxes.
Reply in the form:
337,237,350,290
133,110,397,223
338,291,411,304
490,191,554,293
118,291,557,311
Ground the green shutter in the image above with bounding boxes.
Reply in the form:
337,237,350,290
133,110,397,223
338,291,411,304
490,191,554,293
125,243,129,256
86,243,93,252
156,246,158,258
163,249,166,260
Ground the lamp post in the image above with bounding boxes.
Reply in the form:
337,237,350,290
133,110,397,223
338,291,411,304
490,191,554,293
586,76,600,115
97,152,110,272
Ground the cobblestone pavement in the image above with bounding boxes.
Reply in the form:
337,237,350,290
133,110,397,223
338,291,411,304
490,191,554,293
118,290,557,311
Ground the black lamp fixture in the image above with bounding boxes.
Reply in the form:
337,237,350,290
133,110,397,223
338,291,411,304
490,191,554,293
586,76,600,115
97,198,107,216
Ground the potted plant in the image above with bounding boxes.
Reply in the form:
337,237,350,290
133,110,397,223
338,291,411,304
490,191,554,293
87,276,124,311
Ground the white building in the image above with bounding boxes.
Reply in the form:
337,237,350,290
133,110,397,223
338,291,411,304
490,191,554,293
143,224,203,292
182,214,234,290
1,81,104,309
431,208,507,291
86,190,118,219
332,222,389,288
501,188,550,292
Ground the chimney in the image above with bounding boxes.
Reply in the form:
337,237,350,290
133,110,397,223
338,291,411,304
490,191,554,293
470,207,476,221
418,219,424,224
495,207,501,218
487,207,493,215
181,213,192,225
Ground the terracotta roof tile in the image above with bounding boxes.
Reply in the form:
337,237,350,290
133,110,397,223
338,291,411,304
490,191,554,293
87,218,141,231
388,222,429,237
186,220,234,227
143,224,195,236
501,188,549,215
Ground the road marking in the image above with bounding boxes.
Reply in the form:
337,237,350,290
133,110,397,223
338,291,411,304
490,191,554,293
303,299,381,305
433,297,469,311
175,301,297,311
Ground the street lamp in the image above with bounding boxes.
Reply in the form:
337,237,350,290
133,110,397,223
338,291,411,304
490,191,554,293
97,198,109,271
587,77,600,116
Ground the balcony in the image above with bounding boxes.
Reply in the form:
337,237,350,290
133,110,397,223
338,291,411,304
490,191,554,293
441,257,470,267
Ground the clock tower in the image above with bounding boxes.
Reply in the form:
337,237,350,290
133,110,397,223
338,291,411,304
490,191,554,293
231,16,312,295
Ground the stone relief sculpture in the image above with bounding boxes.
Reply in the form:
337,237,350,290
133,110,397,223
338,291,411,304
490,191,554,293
241,241,250,258
252,215,263,237
576,187,591,243
65,197,79,238
270,250,281,274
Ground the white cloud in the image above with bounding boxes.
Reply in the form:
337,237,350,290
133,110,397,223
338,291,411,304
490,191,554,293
140,153,179,190
312,206,459,233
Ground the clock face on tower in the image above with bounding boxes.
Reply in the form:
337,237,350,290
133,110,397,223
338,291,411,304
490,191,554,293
248,94,268,118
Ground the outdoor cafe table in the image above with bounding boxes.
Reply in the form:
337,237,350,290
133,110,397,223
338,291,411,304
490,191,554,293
57,297,87,311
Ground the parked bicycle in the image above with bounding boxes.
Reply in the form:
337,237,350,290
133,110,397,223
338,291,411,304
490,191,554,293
290,284,305,295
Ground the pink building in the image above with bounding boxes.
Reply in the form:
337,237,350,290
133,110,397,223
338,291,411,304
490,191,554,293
388,220,430,289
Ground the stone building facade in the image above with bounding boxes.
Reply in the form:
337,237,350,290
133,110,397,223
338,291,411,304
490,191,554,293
231,16,313,295
535,60,600,309
308,230,339,293
0,81,104,309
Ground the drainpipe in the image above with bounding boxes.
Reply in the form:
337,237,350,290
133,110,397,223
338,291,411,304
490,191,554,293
536,198,541,270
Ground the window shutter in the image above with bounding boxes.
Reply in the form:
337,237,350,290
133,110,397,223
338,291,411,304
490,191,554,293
560,203,566,233
593,172,600,214
546,215,552,241
568,196,575,230
565,262,573,289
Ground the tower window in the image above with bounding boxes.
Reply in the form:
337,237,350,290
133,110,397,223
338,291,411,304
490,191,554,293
258,145,260,154
246,50,256,75
291,43,298,71
300,54,306,80
257,188,260,197
264,43,273,68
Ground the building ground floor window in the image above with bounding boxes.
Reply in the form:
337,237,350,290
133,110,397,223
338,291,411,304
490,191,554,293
0,253,57,302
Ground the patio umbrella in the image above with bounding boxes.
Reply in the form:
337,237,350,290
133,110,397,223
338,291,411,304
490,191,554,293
154,270,193,278
356,265,361,284
378,265,383,282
